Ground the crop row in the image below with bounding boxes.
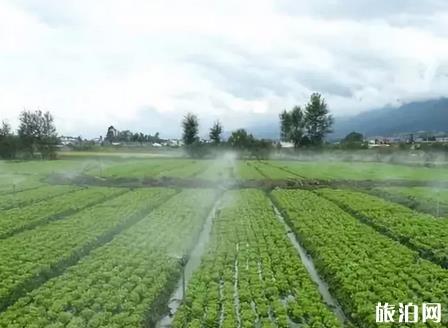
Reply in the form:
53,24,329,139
316,188,448,268
86,159,202,179
267,160,448,182
253,162,301,180
0,174,42,195
235,162,266,179
173,189,343,328
0,188,176,311
378,187,448,206
0,189,218,328
0,185,79,211
372,187,448,217
0,187,126,239
272,189,448,327
157,161,208,178
90,160,183,178
196,162,234,180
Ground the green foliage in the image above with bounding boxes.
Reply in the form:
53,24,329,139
340,132,367,149
18,110,59,159
0,190,218,328
0,121,19,159
209,120,223,144
317,188,448,267
0,189,174,312
182,113,199,146
304,93,333,146
0,185,78,211
182,113,202,157
227,129,273,159
279,106,305,148
228,128,254,150
272,189,448,327
279,93,333,148
0,187,124,238
173,190,343,327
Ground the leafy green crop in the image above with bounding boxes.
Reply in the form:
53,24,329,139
0,189,218,328
0,188,175,311
0,187,126,238
317,188,448,268
0,185,79,211
272,189,448,327
173,189,343,327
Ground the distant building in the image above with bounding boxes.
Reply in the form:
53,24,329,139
60,136,80,146
279,141,294,148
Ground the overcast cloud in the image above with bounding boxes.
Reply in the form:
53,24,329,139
1,0,448,138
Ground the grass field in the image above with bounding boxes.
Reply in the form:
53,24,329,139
0,155,447,327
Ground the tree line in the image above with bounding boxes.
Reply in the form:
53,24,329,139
0,110,58,159
0,92,334,160
181,93,334,157
104,126,161,144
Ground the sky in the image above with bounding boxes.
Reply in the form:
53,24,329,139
1,0,448,138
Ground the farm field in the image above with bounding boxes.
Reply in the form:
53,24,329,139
265,160,448,181
371,187,448,217
0,156,447,327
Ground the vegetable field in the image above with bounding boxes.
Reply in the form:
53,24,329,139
0,156,447,327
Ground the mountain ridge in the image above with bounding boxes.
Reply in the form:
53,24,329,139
331,98,448,138
247,98,448,140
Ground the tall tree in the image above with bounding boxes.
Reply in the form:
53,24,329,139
18,110,58,159
0,121,17,159
228,129,254,150
304,93,333,145
279,106,305,148
340,131,367,149
182,113,199,146
0,121,11,137
105,126,117,143
209,120,223,144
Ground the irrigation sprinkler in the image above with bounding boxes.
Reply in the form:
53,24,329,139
179,254,188,299
436,193,440,217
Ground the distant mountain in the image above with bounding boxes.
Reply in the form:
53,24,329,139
243,98,448,140
332,98,448,139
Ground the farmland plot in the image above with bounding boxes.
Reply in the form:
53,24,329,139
173,189,343,328
252,162,300,180
272,189,448,327
235,162,266,179
86,159,206,179
0,188,175,311
86,159,186,178
0,187,125,239
0,185,79,211
377,187,448,205
196,161,235,180
0,190,218,328
373,187,448,217
267,161,448,181
0,174,42,195
316,188,448,268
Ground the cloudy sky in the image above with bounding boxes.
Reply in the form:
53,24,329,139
1,0,448,138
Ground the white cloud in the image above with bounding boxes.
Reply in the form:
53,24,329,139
0,0,448,137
